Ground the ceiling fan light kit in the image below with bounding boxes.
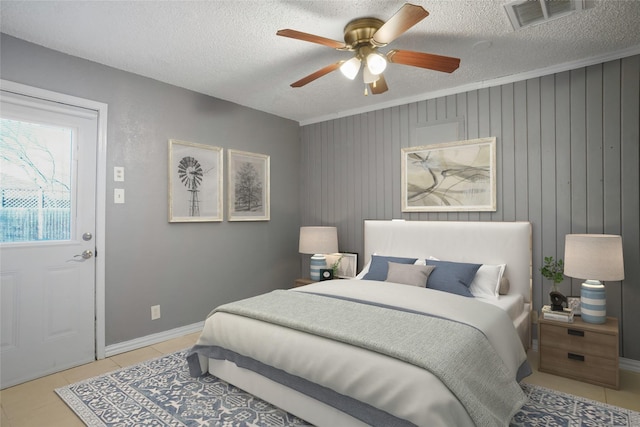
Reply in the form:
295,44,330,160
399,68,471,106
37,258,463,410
362,46,387,75
276,3,461,96
363,66,379,84
339,56,361,80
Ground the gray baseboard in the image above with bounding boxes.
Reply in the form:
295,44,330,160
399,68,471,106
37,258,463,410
104,321,204,357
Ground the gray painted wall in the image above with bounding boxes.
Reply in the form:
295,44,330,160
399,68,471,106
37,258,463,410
0,34,301,346
300,55,640,361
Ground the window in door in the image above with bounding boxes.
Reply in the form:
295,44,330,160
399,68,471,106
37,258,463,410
0,117,74,243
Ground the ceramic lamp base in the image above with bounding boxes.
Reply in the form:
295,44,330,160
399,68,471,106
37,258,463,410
310,254,327,282
581,280,606,324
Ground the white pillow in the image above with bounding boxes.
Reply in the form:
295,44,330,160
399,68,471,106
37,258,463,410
469,264,506,300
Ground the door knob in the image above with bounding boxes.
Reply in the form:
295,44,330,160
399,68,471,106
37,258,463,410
77,250,93,259
68,250,94,262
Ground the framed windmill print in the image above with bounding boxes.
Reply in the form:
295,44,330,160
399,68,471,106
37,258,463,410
168,139,223,222
228,149,270,221
401,137,496,212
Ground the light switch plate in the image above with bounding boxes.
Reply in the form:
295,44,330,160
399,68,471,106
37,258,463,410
114,167,125,182
114,188,125,204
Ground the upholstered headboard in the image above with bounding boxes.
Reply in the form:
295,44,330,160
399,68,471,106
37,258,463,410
363,220,532,305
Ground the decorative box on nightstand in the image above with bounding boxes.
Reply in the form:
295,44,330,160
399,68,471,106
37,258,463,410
538,315,619,389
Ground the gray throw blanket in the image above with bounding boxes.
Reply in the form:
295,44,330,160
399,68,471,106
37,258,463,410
207,290,526,427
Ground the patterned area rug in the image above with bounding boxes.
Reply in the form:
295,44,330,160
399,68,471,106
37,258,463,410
56,349,640,427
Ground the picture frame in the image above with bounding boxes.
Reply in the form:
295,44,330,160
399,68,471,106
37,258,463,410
567,296,581,315
168,139,223,222
227,149,270,221
325,252,358,278
401,137,496,212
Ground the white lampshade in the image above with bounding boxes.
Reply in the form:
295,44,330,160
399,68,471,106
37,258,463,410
299,226,338,281
564,234,624,281
340,57,361,80
363,66,380,84
564,234,624,324
366,51,387,75
299,227,338,255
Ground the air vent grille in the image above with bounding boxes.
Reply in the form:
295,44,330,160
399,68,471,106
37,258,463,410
505,0,583,30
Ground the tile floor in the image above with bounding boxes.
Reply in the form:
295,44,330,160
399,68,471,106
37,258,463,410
1,334,639,427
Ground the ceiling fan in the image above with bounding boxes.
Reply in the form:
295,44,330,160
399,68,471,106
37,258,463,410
276,3,461,95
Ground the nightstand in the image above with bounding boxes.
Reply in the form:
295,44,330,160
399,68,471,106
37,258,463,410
293,278,315,288
538,315,619,389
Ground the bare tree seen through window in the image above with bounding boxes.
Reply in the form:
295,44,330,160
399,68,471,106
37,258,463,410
234,162,263,212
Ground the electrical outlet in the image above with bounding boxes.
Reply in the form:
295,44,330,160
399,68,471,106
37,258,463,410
151,305,161,320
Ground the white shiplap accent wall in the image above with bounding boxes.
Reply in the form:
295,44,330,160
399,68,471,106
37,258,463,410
300,55,640,361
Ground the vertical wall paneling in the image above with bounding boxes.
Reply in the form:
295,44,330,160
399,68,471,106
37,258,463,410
602,61,622,233
382,109,393,220
513,81,529,221
391,106,402,220
337,118,348,250
554,72,573,295
527,78,543,311
569,68,588,232
586,64,605,233
620,56,640,358
540,75,559,299
489,86,504,222
300,55,640,360
477,88,491,222
397,105,410,220
602,60,623,322
501,84,516,222
353,114,364,255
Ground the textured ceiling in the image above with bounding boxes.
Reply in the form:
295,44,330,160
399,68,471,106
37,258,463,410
1,1,640,124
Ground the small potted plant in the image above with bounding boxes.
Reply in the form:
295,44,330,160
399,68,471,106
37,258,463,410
540,256,566,310
540,256,564,292
331,255,343,278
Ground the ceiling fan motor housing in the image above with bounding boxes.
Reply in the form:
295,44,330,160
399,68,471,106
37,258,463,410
343,18,386,48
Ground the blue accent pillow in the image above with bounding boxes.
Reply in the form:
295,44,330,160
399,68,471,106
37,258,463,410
362,255,418,281
425,259,482,297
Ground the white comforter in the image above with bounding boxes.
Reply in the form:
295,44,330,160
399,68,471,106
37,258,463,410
191,280,530,427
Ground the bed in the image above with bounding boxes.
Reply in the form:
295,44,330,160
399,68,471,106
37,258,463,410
188,220,532,427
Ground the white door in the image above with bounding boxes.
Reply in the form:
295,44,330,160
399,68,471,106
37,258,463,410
0,90,98,388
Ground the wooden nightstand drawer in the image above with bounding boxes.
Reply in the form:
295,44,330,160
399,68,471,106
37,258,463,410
538,316,619,389
540,323,617,359
540,346,618,388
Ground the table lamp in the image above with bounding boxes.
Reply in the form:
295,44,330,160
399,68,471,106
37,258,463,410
563,234,624,324
299,226,338,281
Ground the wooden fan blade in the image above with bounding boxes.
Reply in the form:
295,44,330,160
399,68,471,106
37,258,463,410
369,74,389,94
276,29,346,49
291,61,343,88
387,49,460,73
372,4,429,46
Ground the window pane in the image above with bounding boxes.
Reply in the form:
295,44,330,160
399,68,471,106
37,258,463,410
0,118,73,243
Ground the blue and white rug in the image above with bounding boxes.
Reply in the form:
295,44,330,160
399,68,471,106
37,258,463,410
56,349,640,427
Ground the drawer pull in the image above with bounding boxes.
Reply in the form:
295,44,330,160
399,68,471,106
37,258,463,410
568,353,585,362
568,329,584,337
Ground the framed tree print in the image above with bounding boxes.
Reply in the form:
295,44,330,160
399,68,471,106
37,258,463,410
168,139,223,222
401,137,496,212
228,149,270,221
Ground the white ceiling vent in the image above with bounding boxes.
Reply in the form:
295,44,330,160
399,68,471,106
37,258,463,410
505,0,583,30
